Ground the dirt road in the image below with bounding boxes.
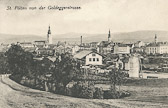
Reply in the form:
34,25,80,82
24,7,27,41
0,75,168,108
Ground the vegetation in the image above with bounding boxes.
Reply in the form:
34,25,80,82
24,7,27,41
109,67,127,92
52,53,80,92
5,44,130,99
6,45,81,93
0,53,9,74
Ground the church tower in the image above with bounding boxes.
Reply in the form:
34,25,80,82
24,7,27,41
108,29,111,42
154,34,157,43
47,26,52,44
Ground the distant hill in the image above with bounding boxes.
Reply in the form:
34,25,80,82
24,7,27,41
54,30,168,43
0,30,168,44
0,34,46,44
113,30,168,43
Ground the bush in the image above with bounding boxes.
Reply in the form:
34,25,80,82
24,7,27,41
103,89,131,99
93,87,104,99
103,89,120,99
78,86,94,99
65,87,73,96
55,83,65,95
71,81,95,99
9,74,22,83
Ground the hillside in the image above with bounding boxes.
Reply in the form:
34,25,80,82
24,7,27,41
1,75,168,108
0,30,168,44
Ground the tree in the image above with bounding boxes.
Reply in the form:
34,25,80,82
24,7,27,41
52,53,80,92
109,67,126,92
0,53,9,74
5,44,34,78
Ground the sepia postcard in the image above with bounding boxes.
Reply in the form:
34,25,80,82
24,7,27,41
0,0,168,108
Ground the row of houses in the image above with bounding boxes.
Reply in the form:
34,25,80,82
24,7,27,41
16,37,168,58
73,50,140,78
16,41,80,57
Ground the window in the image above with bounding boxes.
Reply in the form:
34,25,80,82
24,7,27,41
93,58,95,61
92,53,96,56
89,58,92,61
97,58,99,61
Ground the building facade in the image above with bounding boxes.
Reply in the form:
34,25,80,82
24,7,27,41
74,51,103,66
134,41,145,48
128,55,140,77
85,52,103,65
146,43,168,54
113,44,131,54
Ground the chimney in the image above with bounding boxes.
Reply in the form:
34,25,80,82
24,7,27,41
80,36,82,46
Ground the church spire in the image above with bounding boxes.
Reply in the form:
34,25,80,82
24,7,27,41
48,25,51,34
108,29,111,42
47,25,52,44
155,34,157,43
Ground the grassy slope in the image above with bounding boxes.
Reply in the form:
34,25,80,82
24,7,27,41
1,76,168,108
124,78,168,87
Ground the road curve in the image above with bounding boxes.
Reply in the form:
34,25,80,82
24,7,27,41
0,75,168,108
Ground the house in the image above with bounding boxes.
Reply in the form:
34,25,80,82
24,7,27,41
145,43,159,54
36,47,54,56
97,41,114,54
133,46,145,54
79,43,92,51
89,42,99,48
113,44,131,54
72,45,80,54
19,42,34,48
134,41,145,48
34,41,46,46
111,55,140,78
74,50,103,66
145,43,168,55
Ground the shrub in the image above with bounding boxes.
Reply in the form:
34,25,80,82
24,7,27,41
103,89,120,99
55,83,65,95
78,86,94,99
65,87,73,96
9,74,22,83
71,81,95,99
93,87,104,99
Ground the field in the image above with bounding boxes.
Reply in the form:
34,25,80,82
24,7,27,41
96,78,168,105
1,75,168,108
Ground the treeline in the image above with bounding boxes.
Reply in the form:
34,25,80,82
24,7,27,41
5,45,80,90
0,52,9,74
4,44,130,99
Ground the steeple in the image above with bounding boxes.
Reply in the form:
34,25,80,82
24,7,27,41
47,25,52,44
108,29,111,42
48,25,51,34
154,34,157,43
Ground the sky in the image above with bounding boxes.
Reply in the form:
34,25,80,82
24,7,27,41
0,0,168,35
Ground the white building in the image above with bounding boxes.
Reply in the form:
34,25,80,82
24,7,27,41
85,52,103,65
74,50,103,65
128,55,140,78
114,44,130,54
145,43,168,54
134,41,145,48
19,42,34,48
72,45,80,54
